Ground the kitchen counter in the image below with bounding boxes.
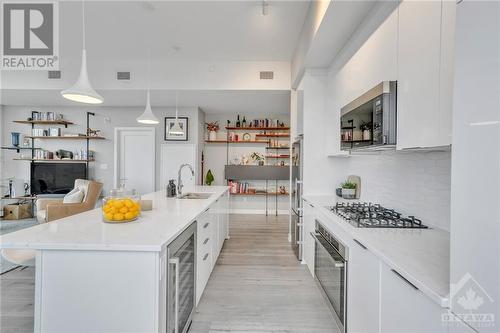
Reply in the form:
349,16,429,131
0,186,229,333
302,194,450,308
0,186,229,252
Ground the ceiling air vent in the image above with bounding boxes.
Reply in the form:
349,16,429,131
117,71,131,80
260,71,274,80
48,70,61,79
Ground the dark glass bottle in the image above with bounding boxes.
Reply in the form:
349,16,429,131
236,115,241,127
166,179,176,197
242,116,247,127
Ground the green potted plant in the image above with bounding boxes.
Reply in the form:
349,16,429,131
360,122,372,140
341,181,357,199
251,152,265,166
205,169,215,186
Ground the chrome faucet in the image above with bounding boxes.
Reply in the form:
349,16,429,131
177,163,195,197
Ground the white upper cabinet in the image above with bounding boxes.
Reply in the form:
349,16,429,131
397,0,455,149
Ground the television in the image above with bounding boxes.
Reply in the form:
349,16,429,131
31,163,87,195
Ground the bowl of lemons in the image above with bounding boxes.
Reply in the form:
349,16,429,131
102,188,141,223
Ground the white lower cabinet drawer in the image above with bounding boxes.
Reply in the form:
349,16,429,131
380,262,446,333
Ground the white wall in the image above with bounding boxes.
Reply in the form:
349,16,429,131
204,112,290,214
316,4,451,230
0,106,203,195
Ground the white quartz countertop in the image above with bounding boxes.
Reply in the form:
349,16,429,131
302,194,450,308
0,186,229,252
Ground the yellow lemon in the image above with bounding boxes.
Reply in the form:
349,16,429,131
124,199,134,209
119,206,129,214
113,201,124,209
134,202,141,212
113,213,124,221
104,212,114,221
125,212,135,220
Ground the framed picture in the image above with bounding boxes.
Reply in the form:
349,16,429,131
164,117,189,141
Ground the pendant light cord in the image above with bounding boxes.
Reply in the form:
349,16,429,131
175,91,179,120
82,0,86,50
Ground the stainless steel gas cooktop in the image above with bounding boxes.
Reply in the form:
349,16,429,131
328,202,428,229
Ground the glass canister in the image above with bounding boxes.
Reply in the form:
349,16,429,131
102,188,141,223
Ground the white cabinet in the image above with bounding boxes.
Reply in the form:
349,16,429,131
196,208,214,304
450,2,500,331
397,0,455,149
196,194,230,305
347,238,380,333
380,263,446,333
302,200,316,276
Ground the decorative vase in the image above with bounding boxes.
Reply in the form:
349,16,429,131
342,188,356,199
11,132,20,147
209,131,217,141
363,130,371,140
258,160,264,166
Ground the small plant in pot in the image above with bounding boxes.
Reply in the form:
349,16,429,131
251,152,265,166
360,122,372,141
205,122,220,141
341,181,357,199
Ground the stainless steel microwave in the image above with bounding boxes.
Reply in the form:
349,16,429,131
340,81,397,151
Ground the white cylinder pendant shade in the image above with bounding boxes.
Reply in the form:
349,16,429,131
137,91,159,124
61,50,103,104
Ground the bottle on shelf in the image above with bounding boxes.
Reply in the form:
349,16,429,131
242,116,247,127
236,115,241,127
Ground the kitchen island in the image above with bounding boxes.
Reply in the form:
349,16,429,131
0,186,229,333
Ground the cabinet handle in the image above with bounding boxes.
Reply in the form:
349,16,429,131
203,208,210,213
203,222,210,229
203,253,209,261
353,239,367,250
391,269,419,290
203,238,209,245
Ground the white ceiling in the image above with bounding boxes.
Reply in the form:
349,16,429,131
0,89,291,114
60,1,310,62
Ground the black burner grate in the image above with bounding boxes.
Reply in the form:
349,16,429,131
329,202,428,229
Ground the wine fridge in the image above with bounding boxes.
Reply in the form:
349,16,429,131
167,222,196,333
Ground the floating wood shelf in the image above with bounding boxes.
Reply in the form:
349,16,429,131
1,146,41,153
265,155,290,158
13,158,94,163
14,120,74,126
1,195,37,200
225,127,290,130
25,136,106,140
341,139,372,143
255,134,290,138
265,146,290,149
205,140,269,144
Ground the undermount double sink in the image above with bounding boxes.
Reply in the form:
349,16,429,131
177,192,213,200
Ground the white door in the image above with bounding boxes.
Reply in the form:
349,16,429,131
114,127,155,195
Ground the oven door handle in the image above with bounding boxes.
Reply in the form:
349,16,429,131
310,232,345,268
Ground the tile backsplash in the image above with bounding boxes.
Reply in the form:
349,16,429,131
333,149,451,231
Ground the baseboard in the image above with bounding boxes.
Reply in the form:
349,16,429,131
230,209,289,215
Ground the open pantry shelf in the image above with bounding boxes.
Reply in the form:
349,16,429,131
25,136,106,140
225,126,290,131
205,140,269,144
231,192,289,196
13,158,95,163
14,120,74,127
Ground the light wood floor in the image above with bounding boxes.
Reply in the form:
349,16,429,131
190,214,339,333
0,214,338,333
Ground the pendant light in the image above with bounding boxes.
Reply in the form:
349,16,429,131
168,91,184,136
61,0,103,104
137,50,159,124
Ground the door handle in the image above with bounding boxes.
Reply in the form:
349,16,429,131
353,239,367,250
169,257,180,333
203,222,210,229
391,269,419,291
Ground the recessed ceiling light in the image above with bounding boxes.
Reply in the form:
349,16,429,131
141,2,155,11
172,46,181,52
